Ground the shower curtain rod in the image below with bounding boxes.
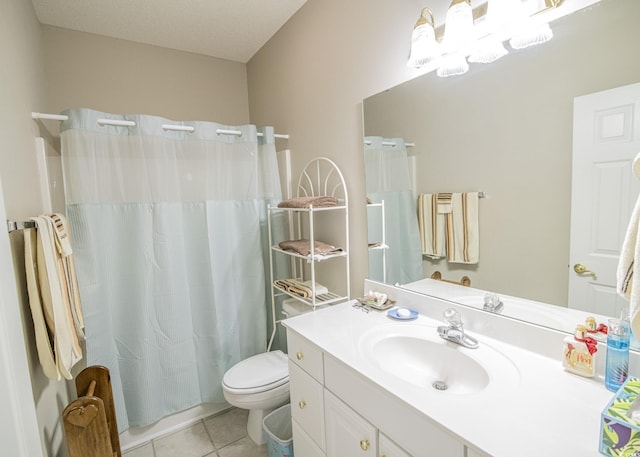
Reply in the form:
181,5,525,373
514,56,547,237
31,112,290,139
364,140,415,147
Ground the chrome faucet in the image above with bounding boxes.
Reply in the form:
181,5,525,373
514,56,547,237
483,292,504,314
437,308,479,349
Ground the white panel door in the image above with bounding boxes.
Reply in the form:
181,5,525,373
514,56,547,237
324,390,377,457
569,82,640,315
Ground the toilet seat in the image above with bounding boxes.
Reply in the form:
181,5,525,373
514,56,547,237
222,350,289,395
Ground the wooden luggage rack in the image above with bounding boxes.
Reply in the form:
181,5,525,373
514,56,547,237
63,366,121,457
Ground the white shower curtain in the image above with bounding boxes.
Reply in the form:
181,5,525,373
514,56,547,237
60,108,282,430
364,137,423,285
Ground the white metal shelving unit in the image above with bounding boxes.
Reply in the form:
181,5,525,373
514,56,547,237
267,157,350,349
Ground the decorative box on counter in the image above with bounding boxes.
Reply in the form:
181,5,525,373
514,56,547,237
601,377,640,456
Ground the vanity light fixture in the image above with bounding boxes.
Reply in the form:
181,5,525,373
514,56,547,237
468,0,514,63
407,7,440,68
441,0,475,50
508,0,556,49
437,0,474,76
408,0,563,77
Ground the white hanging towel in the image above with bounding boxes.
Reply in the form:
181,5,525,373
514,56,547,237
418,194,445,259
617,153,640,336
25,215,84,380
446,192,480,264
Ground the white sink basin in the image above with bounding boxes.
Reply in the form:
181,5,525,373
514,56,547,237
360,322,520,396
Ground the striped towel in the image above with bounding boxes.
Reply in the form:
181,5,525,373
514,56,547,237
418,194,445,259
446,193,479,264
617,153,640,337
418,192,479,264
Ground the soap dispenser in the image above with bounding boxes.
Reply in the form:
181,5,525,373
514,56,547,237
563,325,598,377
605,318,630,392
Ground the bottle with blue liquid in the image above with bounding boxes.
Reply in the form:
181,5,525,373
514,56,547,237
605,318,630,392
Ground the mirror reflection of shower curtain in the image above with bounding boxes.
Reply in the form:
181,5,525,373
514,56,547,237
364,137,423,285
60,108,282,431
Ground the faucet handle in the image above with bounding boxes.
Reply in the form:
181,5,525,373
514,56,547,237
443,308,462,327
484,292,500,306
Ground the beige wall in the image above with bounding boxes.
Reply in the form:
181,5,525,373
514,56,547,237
363,0,640,306
0,1,65,456
247,0,429,296
42,26,250,125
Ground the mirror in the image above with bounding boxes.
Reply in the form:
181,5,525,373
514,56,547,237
363,0,640,338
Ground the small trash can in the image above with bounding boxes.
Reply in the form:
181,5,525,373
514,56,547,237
262,403,294,457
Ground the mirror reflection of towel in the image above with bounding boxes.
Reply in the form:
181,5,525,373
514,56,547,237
418,192,479,264
418,194,445,259
436,193,453,214
446,192,479,264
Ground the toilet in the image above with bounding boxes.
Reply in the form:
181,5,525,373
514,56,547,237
222,350,290,445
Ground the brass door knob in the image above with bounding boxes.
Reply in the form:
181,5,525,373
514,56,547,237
360,439,370,451
298,400,306,409
296,352,304,360
574,263,596,276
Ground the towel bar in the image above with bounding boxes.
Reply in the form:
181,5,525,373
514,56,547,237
7,220,36,232
431,271,471,287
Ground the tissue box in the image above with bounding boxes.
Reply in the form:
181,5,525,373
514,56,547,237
600,377,640,456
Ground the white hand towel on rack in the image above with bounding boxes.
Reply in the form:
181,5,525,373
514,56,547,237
29,216,83,380
618,153,640,336
24,227,59,380
418,194,445,259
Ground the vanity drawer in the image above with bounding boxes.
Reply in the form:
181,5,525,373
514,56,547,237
287,329,324,382
289,360,325,451
292,419,325,457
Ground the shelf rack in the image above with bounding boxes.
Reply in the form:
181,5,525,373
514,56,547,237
267,158,350,350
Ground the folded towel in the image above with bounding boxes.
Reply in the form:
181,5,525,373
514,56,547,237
418,194,445,259
273,279,329,298
277,196,339,209
278,239,343,257
446,192,480,264
618,153,640,337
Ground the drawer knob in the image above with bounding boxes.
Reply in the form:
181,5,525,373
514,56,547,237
360,439,370,451
296,351,304,360
298,400,307,409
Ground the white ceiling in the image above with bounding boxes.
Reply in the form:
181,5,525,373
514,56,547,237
31,0,308,63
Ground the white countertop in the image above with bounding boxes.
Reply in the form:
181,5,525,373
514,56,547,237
283,299,614,457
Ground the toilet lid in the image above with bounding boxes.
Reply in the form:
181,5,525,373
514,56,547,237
223,350,289,391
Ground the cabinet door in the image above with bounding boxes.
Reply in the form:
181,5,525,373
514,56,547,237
324,390,377,457
289,361,325,451
379,433,412,457
293,419,325,457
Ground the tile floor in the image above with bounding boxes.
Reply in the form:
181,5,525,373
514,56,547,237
123,408,268,457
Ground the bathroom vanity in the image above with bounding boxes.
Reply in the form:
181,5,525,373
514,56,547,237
283,281,619,457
